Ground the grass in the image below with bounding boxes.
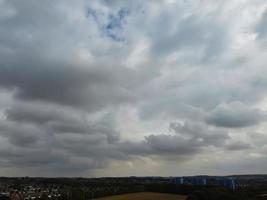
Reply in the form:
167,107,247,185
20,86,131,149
95,192,187,200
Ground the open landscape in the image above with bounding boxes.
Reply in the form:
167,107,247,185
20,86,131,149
95,192,187,200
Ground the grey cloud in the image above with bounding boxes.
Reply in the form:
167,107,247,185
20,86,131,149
5,101,120,144
149,13,226,62
5,102,72,125
145,134,201,155
247,132,267,147
206,102,266,128
0,116,125,175
0,59,139,111
138,66,267,122
0,99,126,174
120,121,230,158
118,134,201,157
0,146,97,176
0,0,267,176
118,135,200,158
169,121,230,146
225,141,251,151
256,8,267,40
0,0,149,112
0,121,41,147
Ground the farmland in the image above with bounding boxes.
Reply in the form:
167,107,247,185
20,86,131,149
95,192,187,200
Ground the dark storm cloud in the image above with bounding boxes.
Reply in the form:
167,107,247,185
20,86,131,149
206,102,266,128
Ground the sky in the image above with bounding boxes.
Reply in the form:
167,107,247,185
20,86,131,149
0,0,267,177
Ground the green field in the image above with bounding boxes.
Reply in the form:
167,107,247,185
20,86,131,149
95,192,187,200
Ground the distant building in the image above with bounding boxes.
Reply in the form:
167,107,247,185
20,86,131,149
174,176,235,189
215,177,235,189
175,177,207,186
174,177,184,184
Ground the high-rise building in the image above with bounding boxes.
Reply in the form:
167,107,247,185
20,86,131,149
175,177,207,186
215,178,235,189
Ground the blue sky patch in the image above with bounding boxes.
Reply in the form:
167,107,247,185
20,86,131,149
87,7,129,42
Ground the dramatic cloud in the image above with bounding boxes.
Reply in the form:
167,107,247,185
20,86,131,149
0,0,267,176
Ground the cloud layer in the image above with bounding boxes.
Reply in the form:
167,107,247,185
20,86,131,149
0,0,267,176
